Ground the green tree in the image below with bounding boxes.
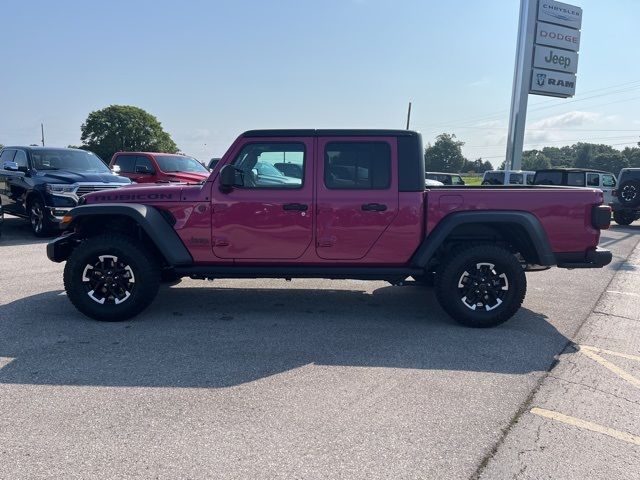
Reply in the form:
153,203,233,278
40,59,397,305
622,146,640,168
80,105,178,161
521,150,551,171
424,133,467,173
590,152,629,175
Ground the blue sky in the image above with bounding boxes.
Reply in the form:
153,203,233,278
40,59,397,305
1,0,639,166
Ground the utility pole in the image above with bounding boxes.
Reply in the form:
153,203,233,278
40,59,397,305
505,0,537,171
41,123,45,146
405,102,412,130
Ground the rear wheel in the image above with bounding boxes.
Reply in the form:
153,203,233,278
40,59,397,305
63,234,160,321
435,245,526,328
618,179,640,208
613,210,635,226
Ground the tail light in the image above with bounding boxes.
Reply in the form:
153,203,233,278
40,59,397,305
591,205,611,230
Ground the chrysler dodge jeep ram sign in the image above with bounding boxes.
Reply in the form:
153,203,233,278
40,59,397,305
529,0,582,98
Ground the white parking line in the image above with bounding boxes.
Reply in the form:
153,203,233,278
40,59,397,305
531,407,640,446
0,357,15,370
606,290,640,298
579,346,640,389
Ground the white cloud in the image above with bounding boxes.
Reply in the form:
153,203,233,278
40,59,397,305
529,111,601,129
468,77,490,87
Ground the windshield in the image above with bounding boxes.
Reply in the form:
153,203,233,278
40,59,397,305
31,149,110,173
155,155,208,173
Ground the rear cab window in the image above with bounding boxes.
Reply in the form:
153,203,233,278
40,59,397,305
587,173,600,187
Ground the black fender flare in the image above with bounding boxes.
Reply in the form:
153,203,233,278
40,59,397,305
410,211,556,268
60,203,193,266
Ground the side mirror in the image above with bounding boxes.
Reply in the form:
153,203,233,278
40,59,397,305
135,165,154,174
111,164,121,174
219,164,240,193
3,161,19,172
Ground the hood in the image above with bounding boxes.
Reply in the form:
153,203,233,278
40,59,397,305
35,169,131,184
83,182,186,204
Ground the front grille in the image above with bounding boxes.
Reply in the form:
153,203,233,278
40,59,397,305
76,184,126,197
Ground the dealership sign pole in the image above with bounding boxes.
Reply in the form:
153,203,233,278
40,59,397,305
506,0,582,170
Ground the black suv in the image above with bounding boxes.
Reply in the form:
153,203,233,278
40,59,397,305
612,168,640,225
0,147,131,236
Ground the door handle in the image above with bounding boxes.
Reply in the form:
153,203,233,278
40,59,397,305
361,203,387,212
283,203,308,211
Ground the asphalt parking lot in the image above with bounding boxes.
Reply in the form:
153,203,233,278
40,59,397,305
1,215,639,479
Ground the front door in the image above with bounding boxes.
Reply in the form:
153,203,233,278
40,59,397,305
315,137,399,260
211,138,313,260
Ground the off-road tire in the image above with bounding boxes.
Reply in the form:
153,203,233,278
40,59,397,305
63,234,160,321
435,245,526,328
618,179,640,208
413,272,435,287
29,198,54,237
613,210,636,226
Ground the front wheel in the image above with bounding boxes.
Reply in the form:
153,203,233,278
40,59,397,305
63,234,161,321
29,198,54,237
435,245,526,328
613,210,636,226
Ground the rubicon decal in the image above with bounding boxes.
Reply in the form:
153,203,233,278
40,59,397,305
91,193,175,202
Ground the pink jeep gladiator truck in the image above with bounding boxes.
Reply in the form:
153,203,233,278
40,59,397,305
47,130,612,327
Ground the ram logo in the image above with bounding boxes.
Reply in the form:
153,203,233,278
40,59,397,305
536,73,547,87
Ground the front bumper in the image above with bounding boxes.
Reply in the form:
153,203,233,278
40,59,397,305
556,247,613,269
47,233,80,262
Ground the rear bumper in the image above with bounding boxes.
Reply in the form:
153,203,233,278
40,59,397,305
46,233,80,263
556,247,612,269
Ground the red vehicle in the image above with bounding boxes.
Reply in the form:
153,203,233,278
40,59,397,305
109,152,209,184
48,130,612,327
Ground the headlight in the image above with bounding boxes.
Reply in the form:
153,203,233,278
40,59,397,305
46,183,77,195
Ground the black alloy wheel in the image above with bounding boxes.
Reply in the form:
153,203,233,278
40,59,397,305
435,245,527,328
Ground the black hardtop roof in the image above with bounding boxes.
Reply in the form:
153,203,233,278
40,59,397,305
535,167,610,174
241,129,420,138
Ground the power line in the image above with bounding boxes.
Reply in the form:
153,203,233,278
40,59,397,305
416,78,640,132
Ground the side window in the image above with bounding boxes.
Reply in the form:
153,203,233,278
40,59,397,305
0,149,17,167
114,155,136,173
135,156,155,172
526,174,534,185
13,150,28,169
232,143,304,189
451,175,464,185
602,174,616,187
509,173,523,184
586,173,599,186
567,172,585,186
324,141,391,189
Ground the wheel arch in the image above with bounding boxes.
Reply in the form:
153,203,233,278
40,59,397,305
410,211,556,269
60,203,192,266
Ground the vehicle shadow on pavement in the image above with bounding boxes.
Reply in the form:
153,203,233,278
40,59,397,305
0,283,571,389
0,216,54,247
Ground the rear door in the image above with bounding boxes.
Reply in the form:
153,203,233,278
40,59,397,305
211,138,313,260
315,137,398,260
